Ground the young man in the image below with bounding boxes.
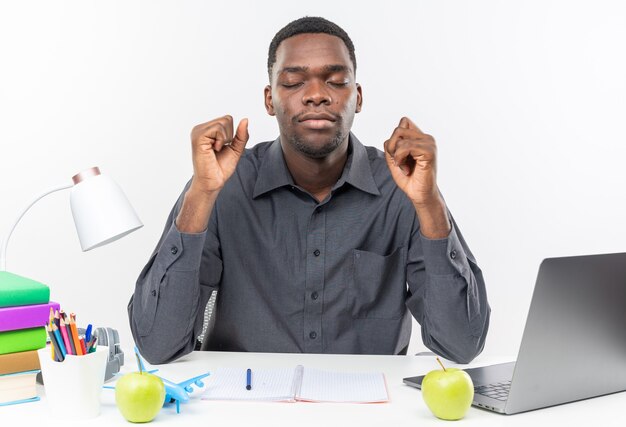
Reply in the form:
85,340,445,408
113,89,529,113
129,17,490,364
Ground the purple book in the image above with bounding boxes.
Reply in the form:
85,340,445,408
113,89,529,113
0,302,60,332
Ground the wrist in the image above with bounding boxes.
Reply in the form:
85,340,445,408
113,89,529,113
413,196,451,239
186,185,220,204
175,186,219,234
189,178,222,200
412,192,444,213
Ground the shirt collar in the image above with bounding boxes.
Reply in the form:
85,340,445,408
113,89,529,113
253,133,381,199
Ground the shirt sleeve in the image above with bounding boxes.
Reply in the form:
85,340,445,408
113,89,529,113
405,210,491,364
128,180,223,364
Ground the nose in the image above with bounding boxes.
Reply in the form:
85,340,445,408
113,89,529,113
302,80,331,106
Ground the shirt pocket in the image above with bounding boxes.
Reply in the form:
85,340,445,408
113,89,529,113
349,246,407,320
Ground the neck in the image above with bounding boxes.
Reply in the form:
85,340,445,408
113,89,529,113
280,135,350,202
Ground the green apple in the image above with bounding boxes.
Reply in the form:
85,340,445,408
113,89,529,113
422,358,474,420
115,371,165,423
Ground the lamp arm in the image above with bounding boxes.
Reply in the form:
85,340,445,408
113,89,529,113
0,182,73,271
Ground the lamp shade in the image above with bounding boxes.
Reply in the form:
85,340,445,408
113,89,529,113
70,167,143,251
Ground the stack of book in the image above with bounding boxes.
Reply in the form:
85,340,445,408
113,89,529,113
0,271,59,406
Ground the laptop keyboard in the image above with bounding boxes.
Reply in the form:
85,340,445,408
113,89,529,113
474,381,511,401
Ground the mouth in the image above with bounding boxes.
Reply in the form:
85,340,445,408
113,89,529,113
297,112,337,130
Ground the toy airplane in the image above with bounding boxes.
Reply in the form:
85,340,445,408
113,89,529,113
105,346,210,414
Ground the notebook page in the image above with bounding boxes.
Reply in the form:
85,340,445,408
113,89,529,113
297,368,388,403
201,367,297,401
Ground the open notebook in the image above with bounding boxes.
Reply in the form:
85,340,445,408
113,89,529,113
201,365,388,403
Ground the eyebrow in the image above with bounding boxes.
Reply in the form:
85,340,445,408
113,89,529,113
279,64,352,75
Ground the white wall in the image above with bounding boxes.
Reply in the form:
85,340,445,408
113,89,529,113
1,0,625,359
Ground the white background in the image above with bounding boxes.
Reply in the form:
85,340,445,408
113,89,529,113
1,0,625,359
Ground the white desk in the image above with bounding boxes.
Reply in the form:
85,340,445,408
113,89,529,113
2,351,624,426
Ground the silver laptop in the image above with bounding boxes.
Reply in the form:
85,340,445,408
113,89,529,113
404,252,626,415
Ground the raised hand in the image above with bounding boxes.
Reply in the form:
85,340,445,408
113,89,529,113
384,117,439,207
190,115,249,195
384,117,450,239
176,115,249,233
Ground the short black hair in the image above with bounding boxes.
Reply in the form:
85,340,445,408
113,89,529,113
267,16,356,81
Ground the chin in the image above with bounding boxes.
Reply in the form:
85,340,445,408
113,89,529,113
290,132,345,158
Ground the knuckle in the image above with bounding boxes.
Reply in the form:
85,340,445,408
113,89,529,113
213,122,227,137
395,138,410,149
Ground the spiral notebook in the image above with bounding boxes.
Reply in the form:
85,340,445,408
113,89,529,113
201,365,388,403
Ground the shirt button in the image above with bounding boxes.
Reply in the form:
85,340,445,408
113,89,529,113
309,331,317,339
450,250,457,259
170,246,178,255
311,291,319,300
313,249,321,257
151,289,156,296
316,206,323,213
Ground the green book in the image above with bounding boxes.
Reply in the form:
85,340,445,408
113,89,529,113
0,272,49,308
0,327,47,355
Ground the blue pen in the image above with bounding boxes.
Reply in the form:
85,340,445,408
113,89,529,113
85,324,92,342
246,368,252,390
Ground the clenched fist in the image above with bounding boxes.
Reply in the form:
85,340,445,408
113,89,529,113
384,117,450,239
176,115,249,233
190,115,249,196
384,117,440,208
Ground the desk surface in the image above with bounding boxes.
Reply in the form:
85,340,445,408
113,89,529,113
2,351,624,426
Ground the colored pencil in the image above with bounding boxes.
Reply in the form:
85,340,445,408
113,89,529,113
79,338,87,355
69,315,83,355
50,323,67,359
45,325,63,362
59,318,74,355
54,310,61,328
49,309,55,360
88,336,98,353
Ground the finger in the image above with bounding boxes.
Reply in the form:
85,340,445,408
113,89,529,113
202,123,229,151
384,139,410,181
211,116,235,151
194,135,221,173
393,144,436,174
230,118,250,155
398,117,410,129
385,127,420,155
218,115,235,141
402,116,424,133
213,120,237,152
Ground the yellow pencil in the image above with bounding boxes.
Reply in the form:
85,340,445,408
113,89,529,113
48,308,55,359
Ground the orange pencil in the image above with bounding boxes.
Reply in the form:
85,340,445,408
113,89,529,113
69,316,83,355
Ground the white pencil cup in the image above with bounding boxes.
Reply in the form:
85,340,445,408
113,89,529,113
37,345,108,419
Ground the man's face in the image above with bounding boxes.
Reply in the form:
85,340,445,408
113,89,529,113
265,33,362,158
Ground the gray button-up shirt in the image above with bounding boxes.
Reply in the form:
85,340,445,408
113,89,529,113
128,134,490,364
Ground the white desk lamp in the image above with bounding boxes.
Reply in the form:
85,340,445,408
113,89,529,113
0,166,143,271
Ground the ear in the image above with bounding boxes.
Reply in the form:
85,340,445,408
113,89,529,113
355,83,363,113
264,85,275,116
